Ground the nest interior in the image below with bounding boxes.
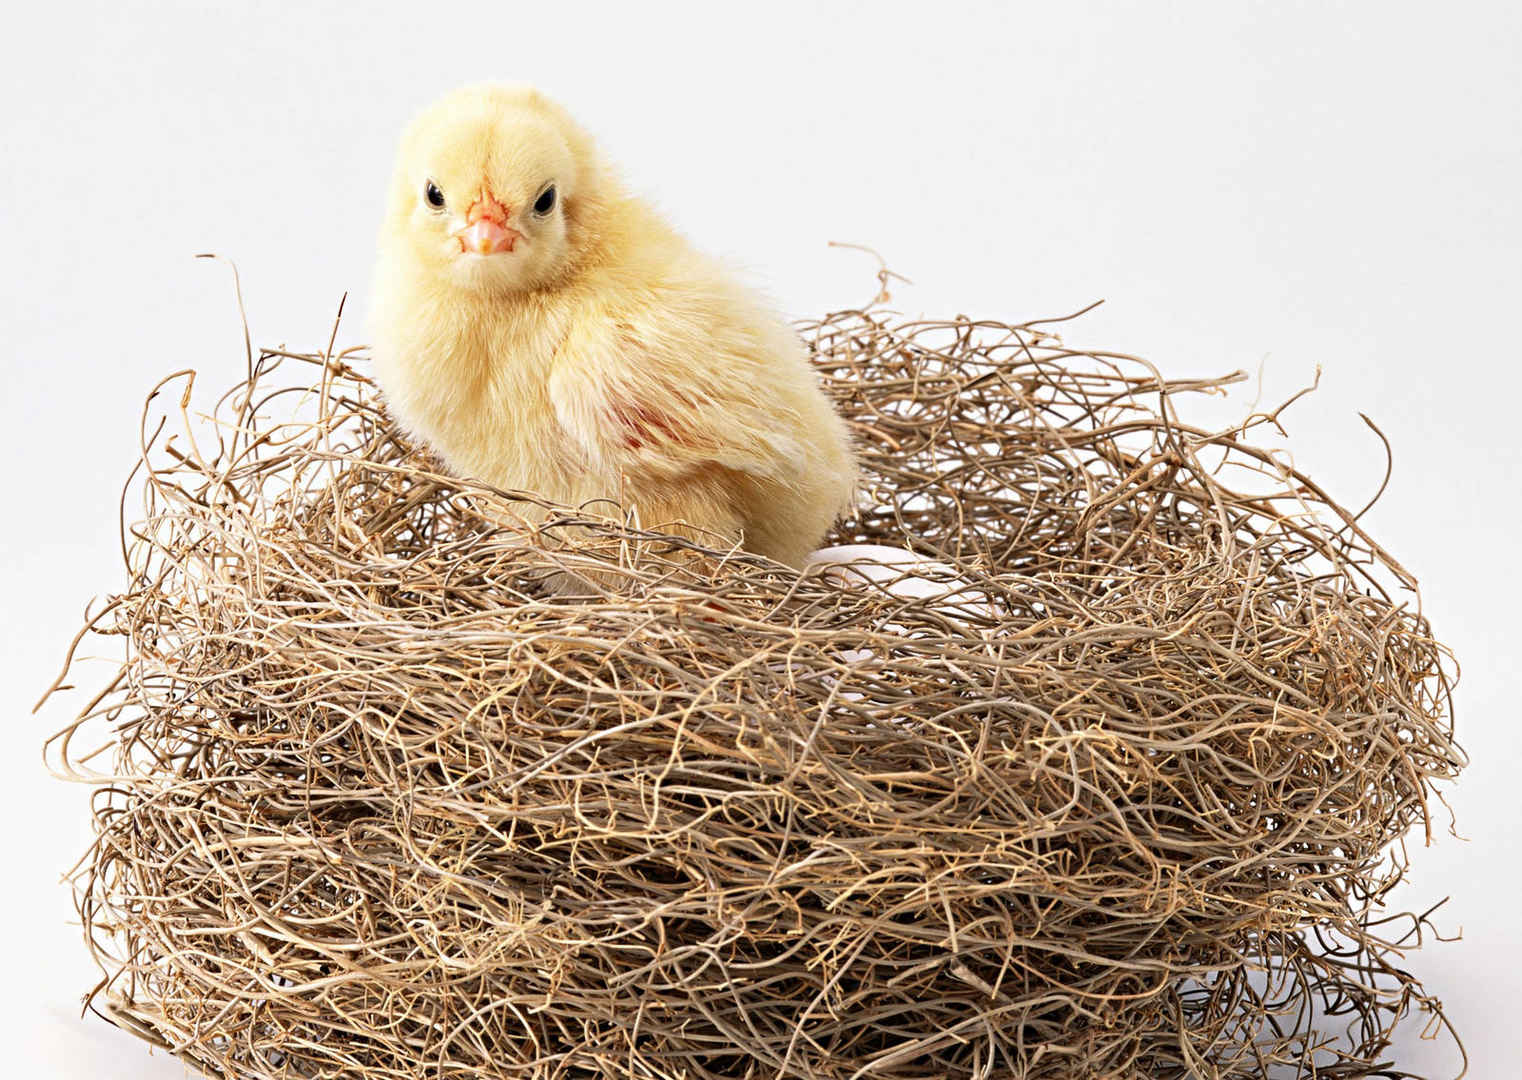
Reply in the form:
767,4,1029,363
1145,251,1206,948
43,283,1466,1080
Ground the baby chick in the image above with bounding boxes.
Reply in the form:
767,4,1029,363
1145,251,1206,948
370,83,857,572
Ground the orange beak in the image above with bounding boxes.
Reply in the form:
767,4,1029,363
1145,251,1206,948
459,193,521,255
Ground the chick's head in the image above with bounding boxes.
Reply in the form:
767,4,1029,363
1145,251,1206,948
381,83,610,294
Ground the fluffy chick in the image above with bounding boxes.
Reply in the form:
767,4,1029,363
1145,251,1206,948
370,83,857,571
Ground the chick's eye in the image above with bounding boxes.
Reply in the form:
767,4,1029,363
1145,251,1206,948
533,185,557,215
423,180,445,209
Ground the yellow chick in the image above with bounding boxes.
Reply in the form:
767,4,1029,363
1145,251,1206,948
370,83,857,572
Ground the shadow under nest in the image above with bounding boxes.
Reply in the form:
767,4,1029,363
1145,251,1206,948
43,288,1467,1080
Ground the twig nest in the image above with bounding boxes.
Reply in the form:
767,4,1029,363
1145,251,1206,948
45,297,1465,1079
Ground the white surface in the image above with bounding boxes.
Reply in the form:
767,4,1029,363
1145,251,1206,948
2,2,1518,1076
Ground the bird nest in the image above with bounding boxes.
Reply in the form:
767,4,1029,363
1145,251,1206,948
43,277,1467,1080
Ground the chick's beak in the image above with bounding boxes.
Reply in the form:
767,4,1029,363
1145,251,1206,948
458,193,521,255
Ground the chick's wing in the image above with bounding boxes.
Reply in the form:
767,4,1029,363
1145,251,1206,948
547,314,807,482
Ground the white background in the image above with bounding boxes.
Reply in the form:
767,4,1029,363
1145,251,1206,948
2,2,1518,1076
